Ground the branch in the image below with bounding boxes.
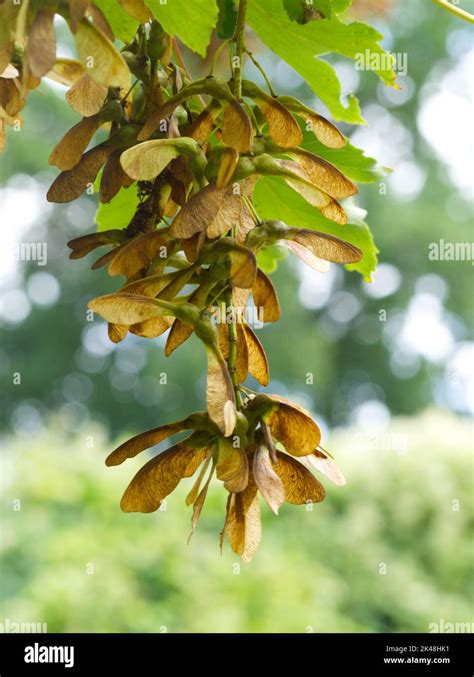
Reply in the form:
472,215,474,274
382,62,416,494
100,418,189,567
232,0,248,99
432,0,474,23
225,289,242,409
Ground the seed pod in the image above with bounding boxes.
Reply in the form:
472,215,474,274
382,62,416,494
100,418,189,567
223,474,261,563
242,80,302,147
170,185,245,240
66,74,108,117
216,437,249,493
216,147,240,189
28,10,57,78
120,434,211,513
276,95,346,149
74,19,130,94
47,58,85,86
49,116,102,171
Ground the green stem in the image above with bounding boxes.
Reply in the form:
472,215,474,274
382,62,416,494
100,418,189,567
225,0,248,413
225,289,242,408
121,78,140,104
242,195,261,225
243,100,262,136
173,38,206,109
206,283,229,312
210,39,231,76
245,49,277,96
232,0,248,99
239,384,260,396
432,0,474,23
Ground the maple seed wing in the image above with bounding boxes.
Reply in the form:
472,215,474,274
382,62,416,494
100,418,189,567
309,450,347,486
28,10,57,78
274,452,326,504
106,420,189,466
88,293,168,325
216,438,249,493
276,95,347,149
243,324,269,386
290,230,363,264
224,473,261,562
120,141,179,181
266,396,321,456
253,445,285,514
46,145,112,203
222,101,253,152
252,269,281,323
289,150,357,200
65,74,108,117
216,147,240,189
74,19,131,94
120,440,208,513
170,185,243,240
49,116,101,171
46,59,85,87
188,459,215,542
206,348,236,436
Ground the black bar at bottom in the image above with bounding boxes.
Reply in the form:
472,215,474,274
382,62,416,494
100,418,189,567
0,632,471,675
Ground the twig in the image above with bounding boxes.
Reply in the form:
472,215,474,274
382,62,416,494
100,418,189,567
232,0,248,99
209,39,232,76
432,0,474,23
173,38,206,107
245,49,276,96
225,289,242,408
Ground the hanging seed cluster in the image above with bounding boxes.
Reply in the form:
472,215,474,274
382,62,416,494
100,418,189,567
1,1,361,561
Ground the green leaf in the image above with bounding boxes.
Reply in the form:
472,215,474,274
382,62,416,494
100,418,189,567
312,0,333,17
95,185,140,232
247,0,397,124
253,176,378,281
145,0,219,56
301,130,391,183
284,0,349,20
257,245,288,275
93,0,140,43
217,0,237,39
330,0,351,13
282,0,306,21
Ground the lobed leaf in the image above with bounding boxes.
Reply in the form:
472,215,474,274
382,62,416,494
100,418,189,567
247,0,397,124
145,0,219,56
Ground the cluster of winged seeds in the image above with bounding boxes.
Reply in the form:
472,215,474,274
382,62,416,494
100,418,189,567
1,1,358,560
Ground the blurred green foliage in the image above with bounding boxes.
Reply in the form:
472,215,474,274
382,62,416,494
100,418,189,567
1,411,472,632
